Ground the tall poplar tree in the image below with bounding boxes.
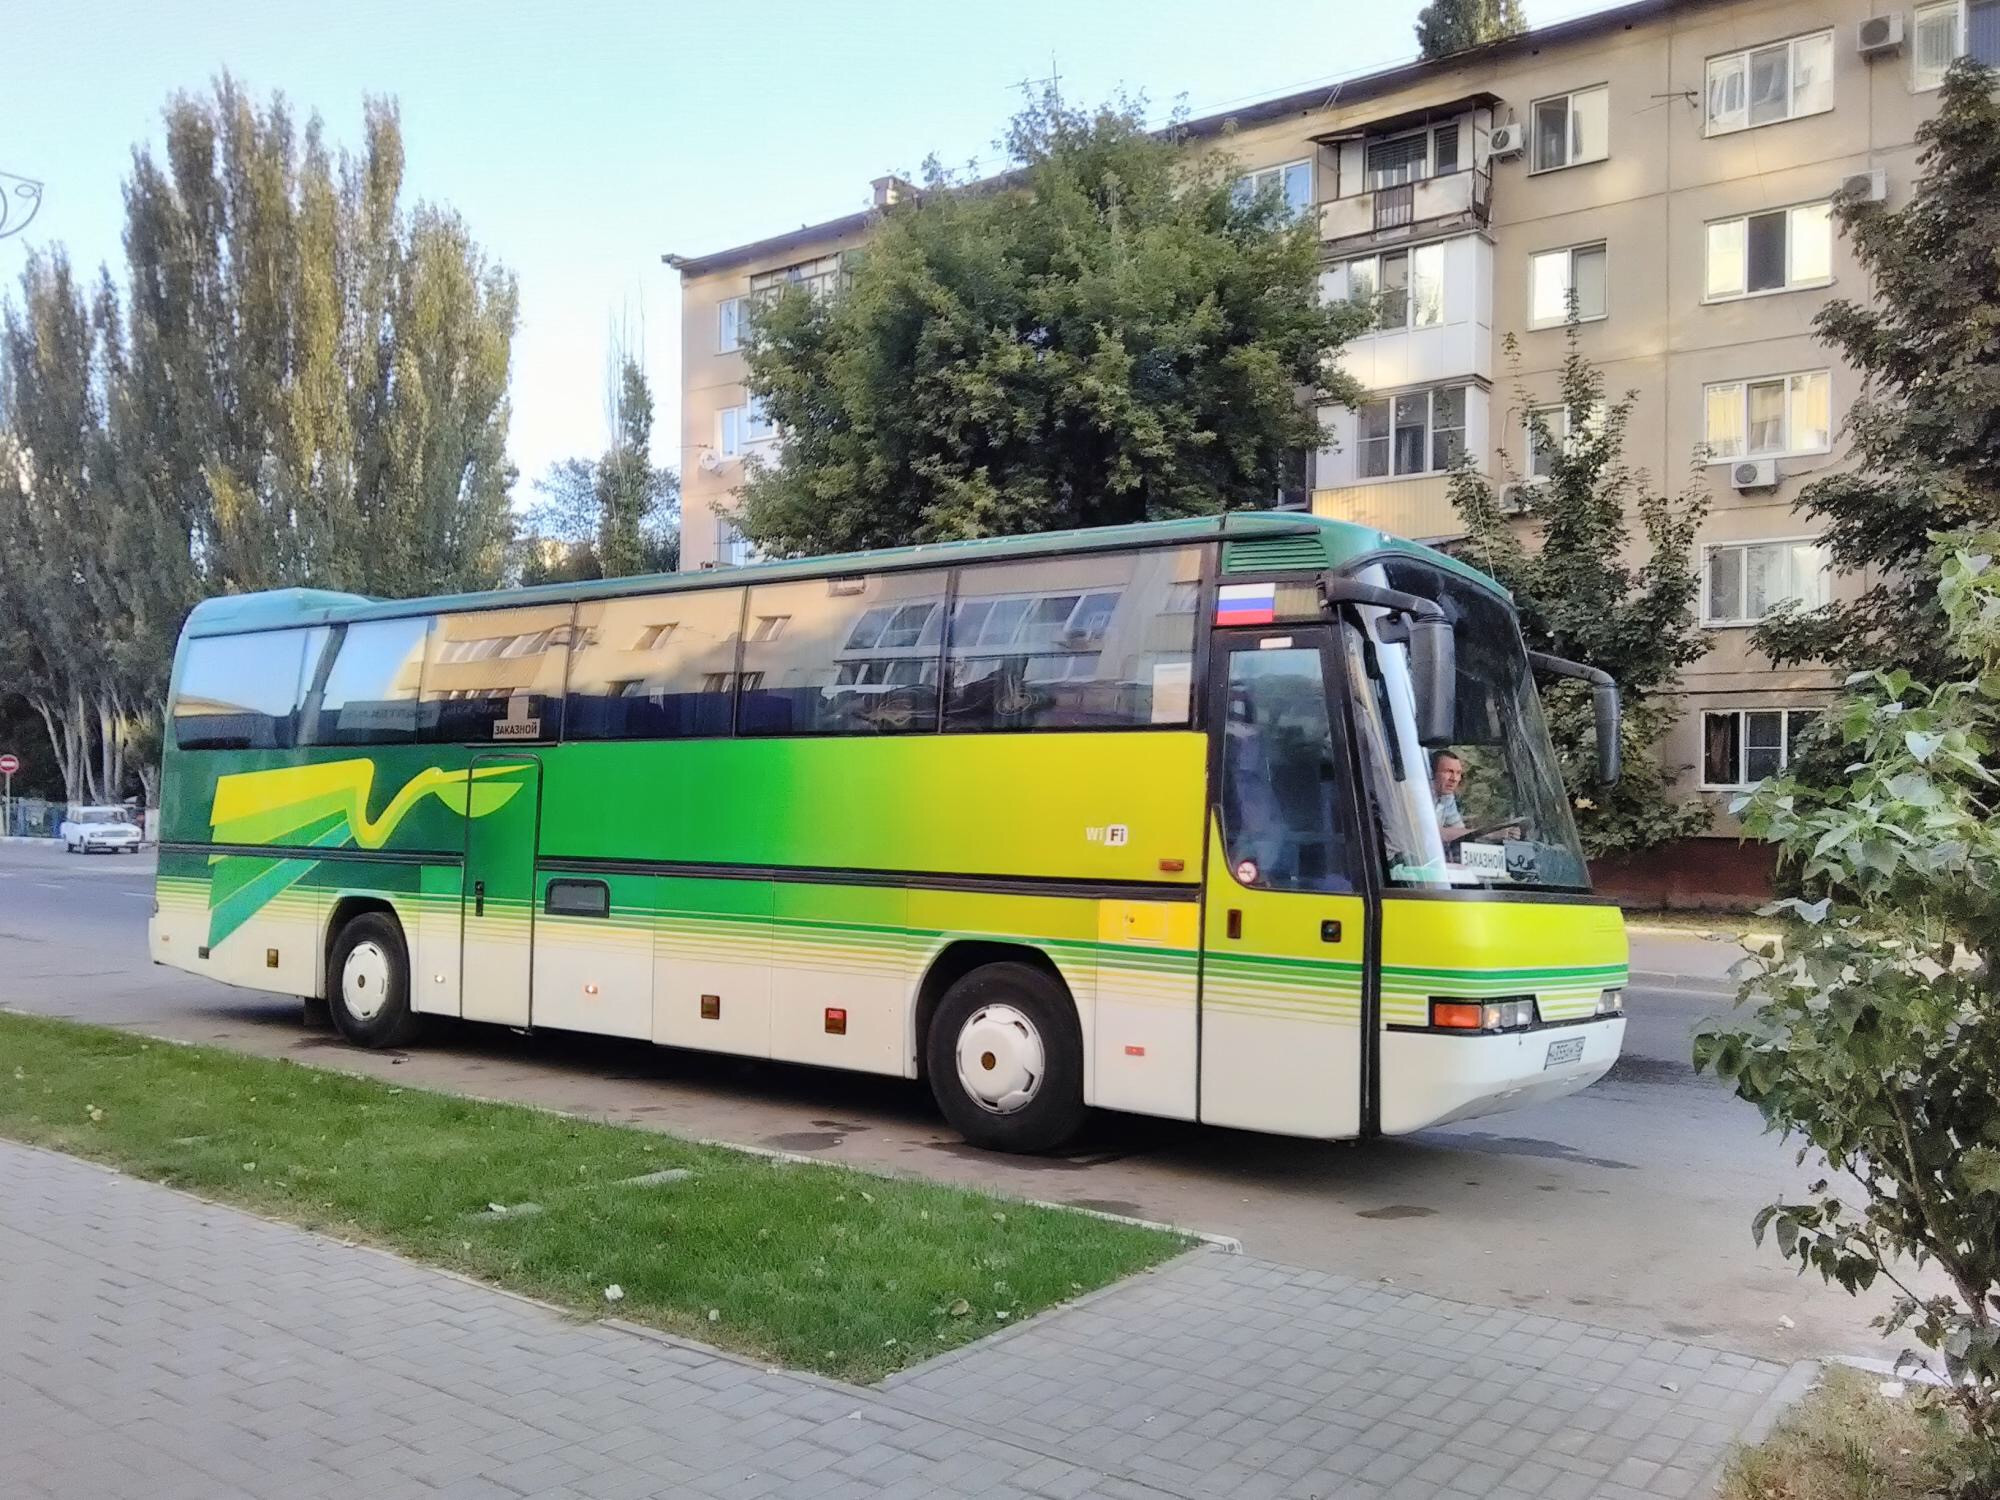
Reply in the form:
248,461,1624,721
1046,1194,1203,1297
0,76,521,801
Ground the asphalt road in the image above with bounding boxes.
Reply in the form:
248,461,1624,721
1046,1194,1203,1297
0,841,1909,1362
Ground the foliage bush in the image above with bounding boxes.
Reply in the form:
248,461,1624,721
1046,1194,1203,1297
1696,532,2000,1493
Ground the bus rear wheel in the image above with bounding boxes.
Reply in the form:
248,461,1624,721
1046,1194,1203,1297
327,911,420,1049
926,962,1085,1153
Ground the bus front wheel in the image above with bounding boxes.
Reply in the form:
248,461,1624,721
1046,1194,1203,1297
326,911,420,1049
926,962,1085,1154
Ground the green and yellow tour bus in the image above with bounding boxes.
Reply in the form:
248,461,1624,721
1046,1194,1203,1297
152,513,1629,1152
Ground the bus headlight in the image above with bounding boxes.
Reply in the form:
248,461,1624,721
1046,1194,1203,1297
1598,988,1625,1015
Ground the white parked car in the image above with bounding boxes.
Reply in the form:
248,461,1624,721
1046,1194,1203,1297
60,806,144,855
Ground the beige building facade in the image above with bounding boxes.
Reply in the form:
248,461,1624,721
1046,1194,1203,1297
666,0,1992,864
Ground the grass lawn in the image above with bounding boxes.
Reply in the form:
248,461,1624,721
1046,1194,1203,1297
0,1011,1186,1382
1722,1365,1978,1500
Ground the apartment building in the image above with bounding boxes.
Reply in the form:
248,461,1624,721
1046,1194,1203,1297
665,0,1995,889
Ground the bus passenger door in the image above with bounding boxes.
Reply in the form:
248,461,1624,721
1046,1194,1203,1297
460,753,543,1028
1199,629,1369,1138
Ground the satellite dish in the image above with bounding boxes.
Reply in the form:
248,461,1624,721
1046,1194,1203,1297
698,450,726,474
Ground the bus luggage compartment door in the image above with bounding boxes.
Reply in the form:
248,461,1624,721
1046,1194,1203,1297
459,754,544,1028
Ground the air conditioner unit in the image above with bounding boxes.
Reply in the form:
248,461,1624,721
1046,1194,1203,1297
1499,483,1536,515
1487,122,1526,159
1857,13,1904,57
1840,167,1888,203
1730,458,1779,491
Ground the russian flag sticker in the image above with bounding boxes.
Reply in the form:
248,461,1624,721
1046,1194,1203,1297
1215,582,1278,626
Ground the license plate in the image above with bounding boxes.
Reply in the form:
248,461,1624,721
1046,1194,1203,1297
1544,1037,1586,1068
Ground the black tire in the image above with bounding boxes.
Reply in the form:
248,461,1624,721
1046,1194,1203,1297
926,961,1086,1153
325,911,421,1049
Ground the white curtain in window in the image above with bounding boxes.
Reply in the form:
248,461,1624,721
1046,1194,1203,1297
1788,203,1832,284
1915,2,1958,87
1706,55,1747,132
1791,32,1834,116
1572,245,1607,319
1746,380,1786,454
1410,243,1446,327
1705,220,1746,298
1530,249,1570,324
1569,87,1608,163
1704,384,1745,457
1787,372,1831,452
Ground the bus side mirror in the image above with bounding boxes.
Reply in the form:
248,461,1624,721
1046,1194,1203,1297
1526,650,1621,786
1592,680,1622,787
1409,616,1456,749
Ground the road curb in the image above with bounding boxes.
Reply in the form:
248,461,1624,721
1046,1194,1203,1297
1630,968,1736,996
694,1135,1240,1252
1695,1357,1821,1494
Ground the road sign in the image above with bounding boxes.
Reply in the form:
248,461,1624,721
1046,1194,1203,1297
0,755,17,776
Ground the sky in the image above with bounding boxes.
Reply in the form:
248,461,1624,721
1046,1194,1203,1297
6,0,1622,500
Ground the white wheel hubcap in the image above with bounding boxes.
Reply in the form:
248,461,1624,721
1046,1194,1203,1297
341,941,392,1022
955,1003,1045,1116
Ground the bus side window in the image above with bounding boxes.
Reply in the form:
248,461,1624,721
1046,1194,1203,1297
173,629,315,751
738,571,948,736
566,589,743,741
419,606,574,744
945,548,1201,732
1219,646,1359,894
304,617,432,746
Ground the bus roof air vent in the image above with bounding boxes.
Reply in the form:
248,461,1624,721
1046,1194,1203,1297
1221,535,1327,575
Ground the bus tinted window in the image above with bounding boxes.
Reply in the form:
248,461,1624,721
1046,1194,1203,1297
419,606,573,743
945,548,1201,731
565,589,742,740
738,572,946,735
306,617,431,745
173,629,315,749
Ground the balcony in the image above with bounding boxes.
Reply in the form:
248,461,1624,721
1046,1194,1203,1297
1319,167,1492,249
1312,475,1463,544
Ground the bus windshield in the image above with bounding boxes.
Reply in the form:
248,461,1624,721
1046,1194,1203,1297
1343,560,1589,893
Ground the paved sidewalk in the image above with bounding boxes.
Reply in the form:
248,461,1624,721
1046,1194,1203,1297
0,1140,1810,1499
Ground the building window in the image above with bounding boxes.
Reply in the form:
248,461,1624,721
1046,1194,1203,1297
716,520,757,568
1704,203,1832,300
718,296,746,353
1432,124,1460,175
1233,160,1313,217
1524,401,1605,480
749,253,846,304
1530,85,1609,173
1915,0,2000,89
1704,31,1834,134
1703,371,1831,459
1357,386,1466,479
718,398,777,460
1702,707,1819,787
1344,243,1446,331
1528,242,1607,327
1703,539,1831,625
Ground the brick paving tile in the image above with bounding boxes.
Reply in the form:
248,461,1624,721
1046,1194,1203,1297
1,1139,1811,1499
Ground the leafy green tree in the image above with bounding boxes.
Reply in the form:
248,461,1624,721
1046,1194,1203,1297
1447,327,1711,857
1696,531,2000,1484
1414,0,1527,60
0,251,137,803
119,76,519,600
518,355,678,586
0,76,521,802
1755,60,2000,683
738,87,1366,556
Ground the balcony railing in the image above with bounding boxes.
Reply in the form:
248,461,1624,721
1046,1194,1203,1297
1319,166,1493,246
